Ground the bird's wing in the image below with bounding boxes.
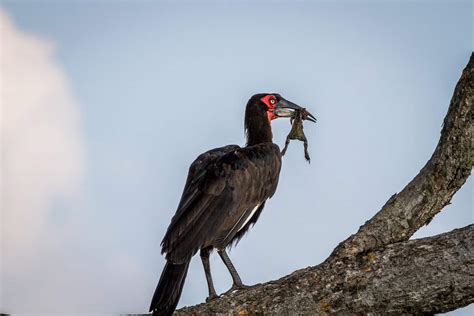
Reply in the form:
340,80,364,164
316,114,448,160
161,143,281,263
224,201,266,247
171,145,241,224
161,145,240,253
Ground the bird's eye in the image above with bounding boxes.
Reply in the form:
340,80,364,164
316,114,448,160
270,99,276,105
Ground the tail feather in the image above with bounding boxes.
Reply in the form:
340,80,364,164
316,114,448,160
149,260,190,316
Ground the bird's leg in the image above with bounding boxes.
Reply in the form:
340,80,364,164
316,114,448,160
218,249,248,293
200,248,218,302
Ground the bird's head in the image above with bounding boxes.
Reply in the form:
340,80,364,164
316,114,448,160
251,93,316,123
244,93,316,146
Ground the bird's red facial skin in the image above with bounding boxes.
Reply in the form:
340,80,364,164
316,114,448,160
260,95,277,122
267,111,276,122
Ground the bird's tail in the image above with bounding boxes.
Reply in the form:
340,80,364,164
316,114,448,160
149,260,190,316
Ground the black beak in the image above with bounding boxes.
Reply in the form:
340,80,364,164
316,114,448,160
274,98,317,123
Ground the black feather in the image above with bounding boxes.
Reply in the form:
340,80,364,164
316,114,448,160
151,93,284,314
149,261,189,316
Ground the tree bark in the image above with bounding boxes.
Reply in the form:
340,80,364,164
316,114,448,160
176,225,473,315
172,53,474,315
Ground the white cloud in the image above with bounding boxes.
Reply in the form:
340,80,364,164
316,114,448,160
0,9,85,311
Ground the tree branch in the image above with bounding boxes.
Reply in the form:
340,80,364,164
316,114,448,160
331,53,474,258
170,53,474,314
176,225,474,315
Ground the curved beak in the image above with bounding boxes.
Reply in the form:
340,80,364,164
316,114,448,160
273,98,317,123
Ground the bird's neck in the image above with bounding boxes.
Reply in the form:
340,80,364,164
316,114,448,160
245,111,273,146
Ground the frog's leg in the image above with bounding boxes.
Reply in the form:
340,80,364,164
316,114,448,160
303,134,310,162
281,136,291,156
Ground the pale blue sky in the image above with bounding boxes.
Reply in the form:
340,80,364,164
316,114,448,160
1,0,472,314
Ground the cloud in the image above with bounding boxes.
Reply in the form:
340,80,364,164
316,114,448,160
1,9,85,312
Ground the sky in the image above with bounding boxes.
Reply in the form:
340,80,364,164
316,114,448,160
0,0,472,315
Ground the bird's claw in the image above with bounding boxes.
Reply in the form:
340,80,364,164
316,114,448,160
223,283,249,295
205,293,219,302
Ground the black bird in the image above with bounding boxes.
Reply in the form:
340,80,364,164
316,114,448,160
149,93,316,315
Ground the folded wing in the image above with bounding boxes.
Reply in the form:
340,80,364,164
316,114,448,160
161,143,281,263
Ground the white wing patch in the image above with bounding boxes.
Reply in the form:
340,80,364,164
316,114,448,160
237,203,261,233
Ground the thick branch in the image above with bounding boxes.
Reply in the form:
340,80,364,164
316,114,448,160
332,53,474,258
177,225,474,315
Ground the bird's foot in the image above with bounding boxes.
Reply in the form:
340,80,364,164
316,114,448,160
223,283,249,295
205,293,219,302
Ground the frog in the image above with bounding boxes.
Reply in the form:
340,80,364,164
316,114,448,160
281,108,312,162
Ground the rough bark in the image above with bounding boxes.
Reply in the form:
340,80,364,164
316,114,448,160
168,53,474,315
176,225,473,315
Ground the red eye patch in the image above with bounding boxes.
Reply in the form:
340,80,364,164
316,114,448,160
260,95,277,109
261,95,277,121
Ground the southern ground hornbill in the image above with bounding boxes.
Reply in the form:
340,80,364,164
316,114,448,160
150,93,316,315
